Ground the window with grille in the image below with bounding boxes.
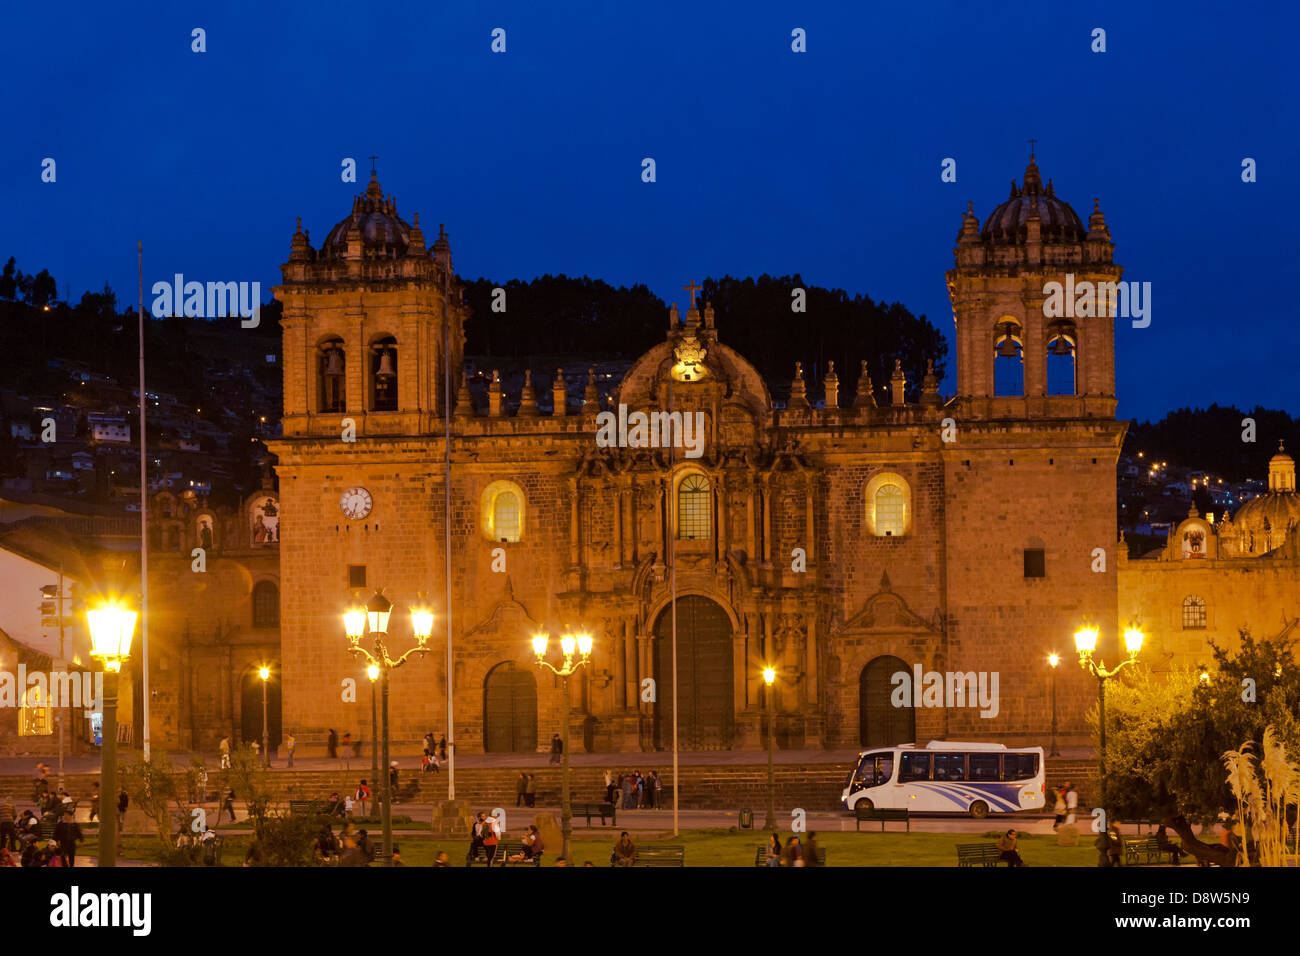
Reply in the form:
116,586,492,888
875,484,905,537
253,581,279,628
493,491,521,542
1182,595,1207,630
677,474,712,540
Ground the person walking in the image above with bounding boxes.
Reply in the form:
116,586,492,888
222,789,237,824
88,782,100,823
1052,785,1067,829
437,735,447,761
54,817,83,868
1065,781,1078,826
481,813,500,866
997,828,1025,866
218,735,231,770
327,728,338,760
340,733,352,771
621,774,635,810
355,779,371,817
469,812,487,863
389,761,400,803
286,732,296,768
525,772,536,808
116,787,129,830
604,770,615,805
549,733,563,765
644,770,655,809
653,771,662,808
516,772,528,807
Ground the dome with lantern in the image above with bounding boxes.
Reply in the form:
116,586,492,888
1225,443,1299,555
979,152,1087,245
319,170,413,260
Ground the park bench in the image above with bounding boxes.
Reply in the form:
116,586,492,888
614,844,685,867
753,845,828,867
855,806,910,832
288,800,329,817
37,820,57,841
573,801,617,827
1124,836,1181,867
956,843,1001,867
466,843,515,866
497,841,543,866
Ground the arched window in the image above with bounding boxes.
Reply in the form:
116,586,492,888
1182,595,1207,630
677,474,712,540
319,338,346,412
481,480,525,542
1046,326,1077,396
370,335,398,411
864,472,912,538
875,484,905,537
993,320,1024,397
252,581,279,628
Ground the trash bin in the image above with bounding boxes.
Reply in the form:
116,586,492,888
739,808,754,829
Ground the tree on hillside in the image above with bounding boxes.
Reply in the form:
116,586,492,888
0,257,15,300
1098,630,1300,864
30,268,57,307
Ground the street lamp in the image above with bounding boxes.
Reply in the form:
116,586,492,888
762,666,777,830
86,598,138,868
341,590,435,866
1047,653,1061,757
532,630,593,863
1075,619,1143,816
258,666,270,768
367,663,380,788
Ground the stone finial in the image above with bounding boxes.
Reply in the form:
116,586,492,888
920,358,940,406
853,359,876,409
453,370,474,419
823,360,839,409
787,362,809,409
890,358,906,406
551,368,567,416
518,368,540,418
583,367,599,416
488,369,504,417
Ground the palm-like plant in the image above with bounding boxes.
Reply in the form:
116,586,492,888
1223,725,1300,867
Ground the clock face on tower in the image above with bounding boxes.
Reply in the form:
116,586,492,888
339,487,373,520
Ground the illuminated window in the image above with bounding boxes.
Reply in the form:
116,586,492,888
482,481,526,542
875,484,905,537
18,687,51,736
1182,595,1207,630
677,474,712,540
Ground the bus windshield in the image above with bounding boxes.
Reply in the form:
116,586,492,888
853,752,894,789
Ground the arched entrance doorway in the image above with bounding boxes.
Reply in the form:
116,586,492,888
240,667,282,751
652,596,735,750
483,662,538,753
860,655,914,749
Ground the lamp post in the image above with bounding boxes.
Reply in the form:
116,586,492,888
532,630,593,863
342,591,435,867
1074,620,1143,815
367,663,380,789
762,666,777,830
258,666,270,768
86,599,138,868
1047,653,1061,758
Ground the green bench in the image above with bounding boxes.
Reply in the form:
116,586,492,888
467,842,536,866
1124,836,1181,867
574,801,617,827
956,843,1002,867
288,800,329,817
855,806,910,831
753,845,827,867
614,844,685,867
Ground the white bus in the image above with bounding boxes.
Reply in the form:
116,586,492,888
841,741,1046,818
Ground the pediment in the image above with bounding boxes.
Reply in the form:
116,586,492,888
837,571,941,634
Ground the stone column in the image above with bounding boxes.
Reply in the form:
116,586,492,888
567,476,580,567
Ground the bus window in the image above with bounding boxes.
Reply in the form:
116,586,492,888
899,753,931,781
877,755,893,785
856,753,894,787
1002,753,1039,781
933,753,966,780
970,753,999,781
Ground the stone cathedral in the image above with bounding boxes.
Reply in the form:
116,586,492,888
267,156,1125,754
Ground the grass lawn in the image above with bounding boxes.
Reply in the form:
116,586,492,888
81,828,1099,867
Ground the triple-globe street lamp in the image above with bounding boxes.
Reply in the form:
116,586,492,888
86,598,138,868
342,590,435,867
1074,619,1144,814
532,630,592,864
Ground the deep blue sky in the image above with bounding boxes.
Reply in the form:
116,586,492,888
3,1,1295,420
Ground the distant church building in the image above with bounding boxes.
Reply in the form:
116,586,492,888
268,156,1126,753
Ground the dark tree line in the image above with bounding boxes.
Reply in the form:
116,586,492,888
0,256,58,306
1125,405,1300,482
463,273,948,405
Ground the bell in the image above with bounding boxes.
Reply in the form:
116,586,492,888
996,336,1020,359
1051,336,1074,357
323,348,344,376
375,348,396,379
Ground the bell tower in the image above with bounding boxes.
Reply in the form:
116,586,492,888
946,151,1120,420
274,169,467,439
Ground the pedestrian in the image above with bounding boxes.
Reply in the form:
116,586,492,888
430,749,440,773
251,739,261,760
470,812,487,862
604,769,614,803
222,789,236,823
516,772,528,807
1064,781,1078,826
635,772,645,809
389,761,399,803
54,817,83,868
805,831,822,867
286,731,296,768
549,733,563,765
621,774,635,810
116,787,129,829
88,782,100,823
437,735,447,761
355,779,371,817
997,828,1025,866
481,813,500,866
612,831,637,866
644,770,656,809
341,733,352,771
327,728,338,760
765,831,782,866
525,773,536,808
0,797,16,852
653,770,662,807
391,843,404,867
424,733,435,756
783,834,806,867
1052,785,1067,829
196,767,209,804
218,735,231,770
1096,820,1123,867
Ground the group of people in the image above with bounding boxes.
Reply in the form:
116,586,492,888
422,733,447,773
467,812,546,866
0,770,100,868
313,821,386,866
1050,781,1080,828
514,773,539,807
760,832,824,867
604,770,662,810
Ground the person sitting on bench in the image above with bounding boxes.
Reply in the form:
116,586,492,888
508,825,545,863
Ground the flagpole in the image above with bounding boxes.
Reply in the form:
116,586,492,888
138,240,151,761
442,235,455,801
669,311,678,838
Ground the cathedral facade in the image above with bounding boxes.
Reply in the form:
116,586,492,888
267,157,1125,754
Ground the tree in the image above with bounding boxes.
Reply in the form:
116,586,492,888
0,257,15,300
120,752,189,856
1099,630,1300,864
30,268,57,307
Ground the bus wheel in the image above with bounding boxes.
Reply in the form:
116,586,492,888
855,798,874,812
969,801,989,819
